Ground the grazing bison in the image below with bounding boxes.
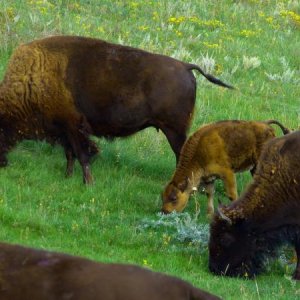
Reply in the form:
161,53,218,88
208,130,300,279
162,120,289,216
0,242,221,300
0,35,233,183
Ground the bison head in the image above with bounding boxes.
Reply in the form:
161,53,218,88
161,178,190,213
208,210,265,278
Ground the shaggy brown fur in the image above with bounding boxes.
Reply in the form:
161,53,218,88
0,35,233,183
208,130,300,280
0,242,221,300
162,120,289,216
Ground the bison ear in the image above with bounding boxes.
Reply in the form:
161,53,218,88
177,176,188,192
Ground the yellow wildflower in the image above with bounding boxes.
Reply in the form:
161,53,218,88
203,41,220,49
240,29,257,38
138,25,149,31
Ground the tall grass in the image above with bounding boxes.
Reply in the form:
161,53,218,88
0,0,299,299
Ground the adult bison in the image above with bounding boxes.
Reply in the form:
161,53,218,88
208,130,300,279
0,242,221,300
0,35,233,183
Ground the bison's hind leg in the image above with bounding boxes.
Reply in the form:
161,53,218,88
204,182,215,218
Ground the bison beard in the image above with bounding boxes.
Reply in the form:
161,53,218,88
208,130,300,279
0,35,233,183
0,242,221,300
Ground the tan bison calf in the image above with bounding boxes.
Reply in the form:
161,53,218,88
0,242,221,300
162,120,289,216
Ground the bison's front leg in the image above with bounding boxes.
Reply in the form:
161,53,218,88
64,117,94,184
70,139,94,184
293,244,300,280
204,182,215,218
0,153,8,167
64,140,99,178
64,147,75,177
219,168,238,201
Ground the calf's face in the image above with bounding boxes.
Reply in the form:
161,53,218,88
162,180,189,213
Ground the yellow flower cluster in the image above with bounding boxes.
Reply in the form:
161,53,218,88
202,19,224,29
5,7,15,20
142,259,153,268
168,16,186,25
203,41,221,49
280,10,300,26
240,29,259,38
27,0,54,14
138,25,149,31
168,16,224,29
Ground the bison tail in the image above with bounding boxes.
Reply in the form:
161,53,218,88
265,120,291,135
186,63,234,89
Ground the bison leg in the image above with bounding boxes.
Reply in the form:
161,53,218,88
293,243,300,280
63,133,98,182
68,137,93,184
204,182,215,218
160,126,186,163
64,146,75,177
0,153,8,167
217,167,237,201
63,123,94,184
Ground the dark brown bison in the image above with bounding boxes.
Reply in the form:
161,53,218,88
208,130,300,279
162,120,289,217
0,242,221,300
0,35,233,183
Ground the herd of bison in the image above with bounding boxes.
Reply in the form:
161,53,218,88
0,35,298,299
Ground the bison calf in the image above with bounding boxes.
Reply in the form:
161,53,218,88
0,242,220,300
162,120,289,216
0,35,233,183
209,130,300,279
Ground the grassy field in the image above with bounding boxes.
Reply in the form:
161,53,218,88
0,0,300,299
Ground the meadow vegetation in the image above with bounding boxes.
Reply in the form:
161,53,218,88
0,0,299,299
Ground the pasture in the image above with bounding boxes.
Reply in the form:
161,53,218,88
0,0,299,299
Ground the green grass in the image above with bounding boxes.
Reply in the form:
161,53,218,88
0,0,300,299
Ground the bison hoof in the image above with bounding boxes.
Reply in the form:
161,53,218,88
206,213,214,220
0,160,8,167
292,270,300,280
65,168,74,178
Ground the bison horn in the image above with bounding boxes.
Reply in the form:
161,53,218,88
217,207,232,225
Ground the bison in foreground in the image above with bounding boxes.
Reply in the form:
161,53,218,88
0,35,233,183
208,130,300,279
0,242,221,300
162,120,289,216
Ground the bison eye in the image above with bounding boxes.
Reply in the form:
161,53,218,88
169,195,177,203
220,233,235,248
